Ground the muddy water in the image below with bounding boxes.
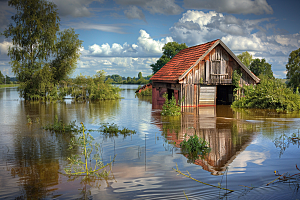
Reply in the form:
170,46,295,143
0,85,300,199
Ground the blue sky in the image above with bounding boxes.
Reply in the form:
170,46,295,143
0,0,300,79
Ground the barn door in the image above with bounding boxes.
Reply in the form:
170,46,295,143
199,86,216,106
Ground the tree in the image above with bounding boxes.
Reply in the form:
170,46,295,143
138,72,143,79
286,48,300,89
151,42,188,74
0,71,4,84
237,51,253,68
249,58,274,79
2,0,82,100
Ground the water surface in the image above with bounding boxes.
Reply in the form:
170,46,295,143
0,86,300,199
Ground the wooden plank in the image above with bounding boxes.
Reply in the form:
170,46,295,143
199,86,216,105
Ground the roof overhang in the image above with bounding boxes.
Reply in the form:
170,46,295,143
178,40,260,84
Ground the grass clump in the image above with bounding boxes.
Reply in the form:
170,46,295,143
180,134,210,162
161,93,181,116
100,123,136,138
43,115,78,133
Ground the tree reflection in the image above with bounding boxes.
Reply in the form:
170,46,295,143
8,127,75,199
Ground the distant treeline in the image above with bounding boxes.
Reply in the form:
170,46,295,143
0,70,18,84
106,72,152,84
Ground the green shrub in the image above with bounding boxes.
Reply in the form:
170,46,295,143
43,115,78,133
161,93,181,116
232,76,300,111
100,123,136,138
136,87,152,96
180,134,210,161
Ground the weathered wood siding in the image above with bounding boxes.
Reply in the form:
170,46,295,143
180,44,256,107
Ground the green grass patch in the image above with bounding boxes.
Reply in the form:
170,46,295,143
0,84,19,88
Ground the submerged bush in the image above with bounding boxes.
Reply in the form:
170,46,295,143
232,76,300,111
180,134,210,161
59,70,121,101
100,123,136,138
43,115,78,133
136,87,152,97
161,93,181,116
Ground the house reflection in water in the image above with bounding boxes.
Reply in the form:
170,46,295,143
153,106,257,175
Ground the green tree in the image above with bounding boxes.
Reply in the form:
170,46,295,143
151,42,188,74
0,71,4,84
286,48,300,89
249,58,274,79
237,51,253,67
138,72,143,79
2,0,82,100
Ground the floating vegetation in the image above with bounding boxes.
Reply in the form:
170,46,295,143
273,130,300,157
180,134,211,162
64,123,115,183
161,93,181,116
99,123,136,139
27,115,32,125
173,164,234,192
268,164,300,186
43,115,78,133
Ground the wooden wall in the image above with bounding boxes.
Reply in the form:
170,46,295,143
180,44,256,107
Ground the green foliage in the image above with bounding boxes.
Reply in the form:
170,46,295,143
232,76,300,111
100,123,136,139
43,115,78,133
151,42,188,74
161,93,181,116
2,0,82,100
237,51,253,67
180,134,210,161
138,72,143,79
136,86,152,97
232,70,242,88
64,123,114,179
249,58,274,79
0,71,4,84
286,48,300,89
59,70,121,100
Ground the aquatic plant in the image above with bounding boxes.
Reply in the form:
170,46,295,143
173,164,234,192
64,123,115,181
180,134,210,161
27,115,32,125
273,130,300,157
100,123,136,138
161,93,181,116
43,115,78,133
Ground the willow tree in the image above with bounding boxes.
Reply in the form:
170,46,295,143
2,0,82,100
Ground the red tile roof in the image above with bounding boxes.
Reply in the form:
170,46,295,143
150,39,219,82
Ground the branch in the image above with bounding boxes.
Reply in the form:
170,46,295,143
172,164,234,192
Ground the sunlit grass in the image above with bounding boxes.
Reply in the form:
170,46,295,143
0,84,19,88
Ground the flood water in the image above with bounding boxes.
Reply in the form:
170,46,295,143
0,85,300,199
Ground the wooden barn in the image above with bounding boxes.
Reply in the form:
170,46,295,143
150,39,260,108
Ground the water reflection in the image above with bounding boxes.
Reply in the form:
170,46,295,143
154,106,257,175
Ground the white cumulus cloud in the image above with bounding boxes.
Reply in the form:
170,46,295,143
85,29,173,57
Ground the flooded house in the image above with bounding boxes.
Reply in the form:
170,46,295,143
150,39,260,109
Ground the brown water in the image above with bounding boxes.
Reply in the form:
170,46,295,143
0,85,300,199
